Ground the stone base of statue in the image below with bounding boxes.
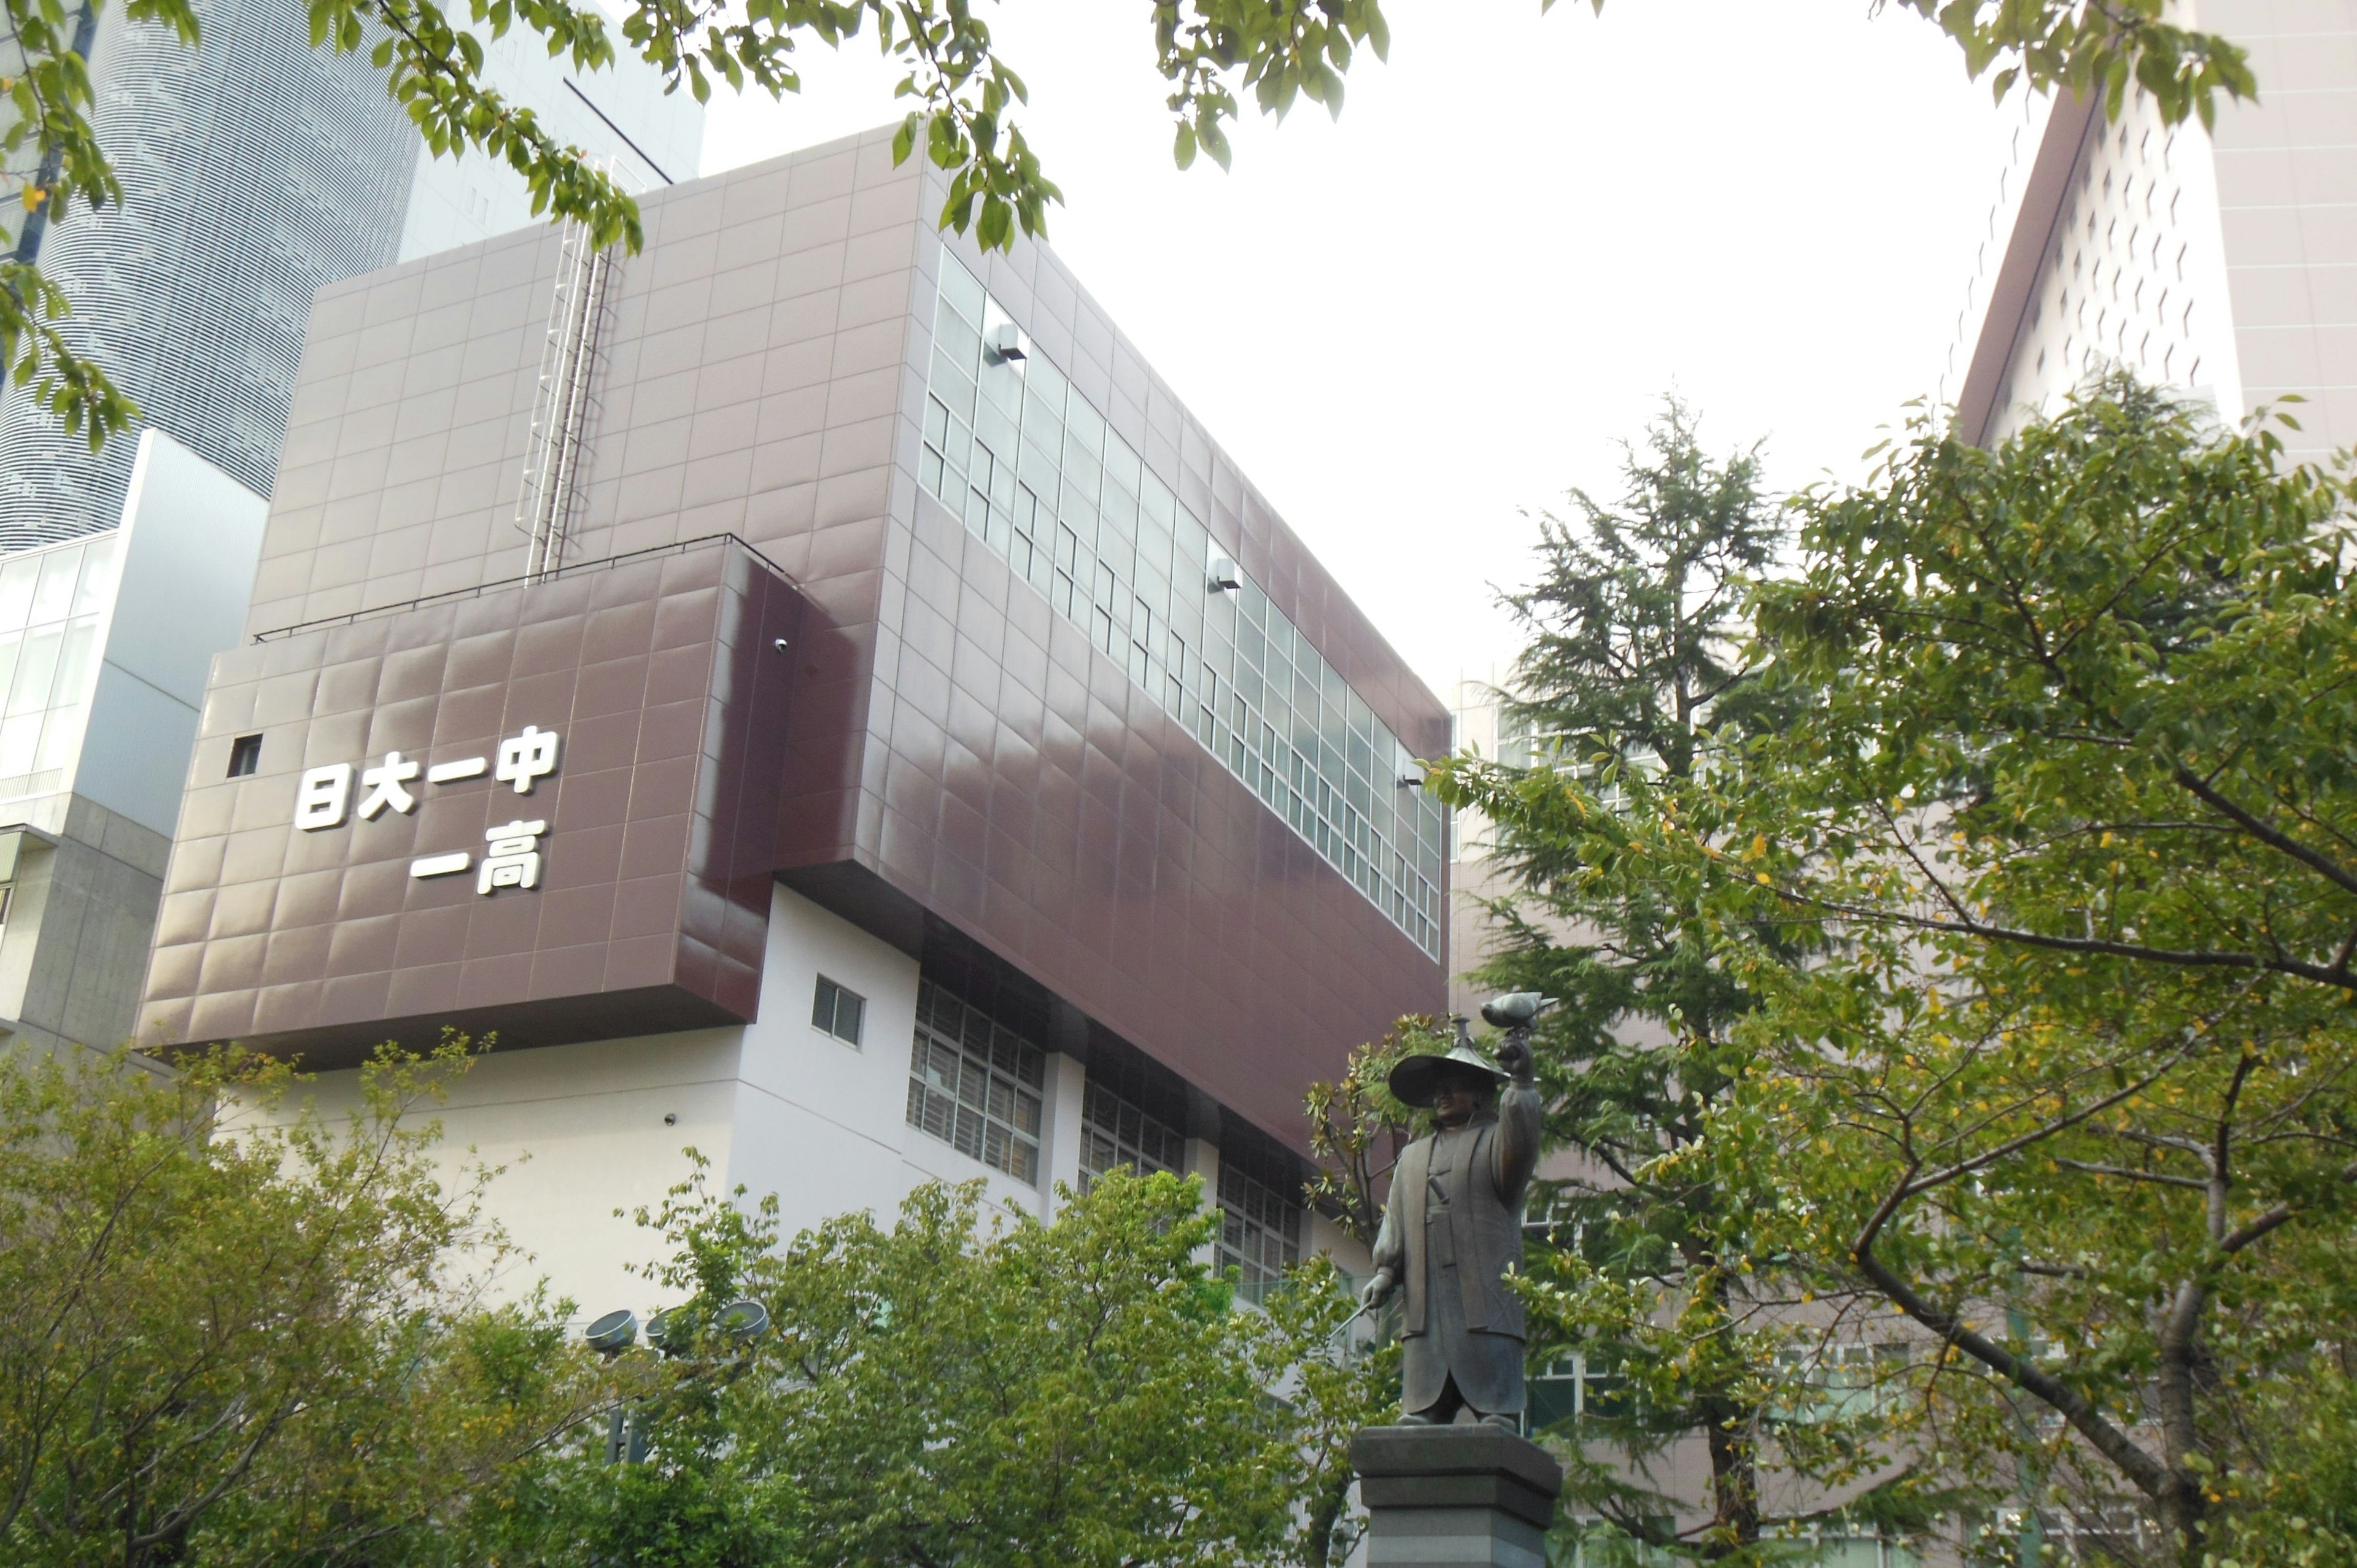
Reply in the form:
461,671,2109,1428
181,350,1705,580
1351,1424,1563,1568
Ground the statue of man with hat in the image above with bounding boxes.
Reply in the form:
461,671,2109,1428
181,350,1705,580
1360,994,1549,1429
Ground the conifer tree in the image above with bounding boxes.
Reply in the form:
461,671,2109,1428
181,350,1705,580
1462,401,1902,1559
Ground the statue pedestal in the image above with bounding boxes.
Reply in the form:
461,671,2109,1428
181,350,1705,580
1351,1424,1563,1568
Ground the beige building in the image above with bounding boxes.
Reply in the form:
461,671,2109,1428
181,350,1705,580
1944,0,2357,457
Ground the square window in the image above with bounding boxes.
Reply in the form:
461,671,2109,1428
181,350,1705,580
226,734,263,778
811,975,865,1047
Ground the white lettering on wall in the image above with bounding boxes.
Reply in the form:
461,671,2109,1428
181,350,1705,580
295,763,352,831
290,727,566,897
357,751,421,819
478,820,547,894
495,725,560,794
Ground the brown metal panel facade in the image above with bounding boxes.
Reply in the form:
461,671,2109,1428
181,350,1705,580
141,538,802,1064
139,127,1447,1153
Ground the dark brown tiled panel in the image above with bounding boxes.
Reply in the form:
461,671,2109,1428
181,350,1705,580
779,489,1441,1149
196,128,1447,1148
139,539,802,1065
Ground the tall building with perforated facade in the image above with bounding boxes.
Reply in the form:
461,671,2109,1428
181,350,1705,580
1944,1,2357,460
0,0,701,553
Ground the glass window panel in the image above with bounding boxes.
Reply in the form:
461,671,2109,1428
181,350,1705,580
1139,468,1176,528
975,400,1018,462
1099,482,1138,542
72,536,117,617
1027,354,1070,412
931,354,977,422
1104,434,1141,498
29,549,79,626
9,625,61,716
980,357,1024,418
1022,379,1066,438
940,256,987,325
48,618,96,714
1064,396,1105,457
0,712,37,776
0,557,38,630
33,706,81,773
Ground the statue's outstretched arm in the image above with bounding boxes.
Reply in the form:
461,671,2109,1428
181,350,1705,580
1492,1037,1542,1205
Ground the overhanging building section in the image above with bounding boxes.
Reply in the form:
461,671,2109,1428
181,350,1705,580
140,126,1448,1156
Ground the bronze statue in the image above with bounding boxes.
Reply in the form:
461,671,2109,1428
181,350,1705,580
1361,994,1547,1429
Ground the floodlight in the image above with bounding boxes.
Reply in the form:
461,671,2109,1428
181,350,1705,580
718,1298,770,1342
985,323,1028,365
1207,556,1241,593
584,1309,638,1356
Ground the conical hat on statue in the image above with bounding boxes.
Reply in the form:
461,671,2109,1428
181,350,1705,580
1387,1019,1511,1109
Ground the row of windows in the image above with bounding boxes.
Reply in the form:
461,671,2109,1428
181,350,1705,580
905,977,1047,1184
1217,1162,1302,1299
918,257,1447,956
897,975,1307,1286
0,536,118,795
1078,1076,1185,1189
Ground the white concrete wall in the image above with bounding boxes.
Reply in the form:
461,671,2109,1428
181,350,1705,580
77,430,269,837
252,882,1085,1319
729,883,1057,1237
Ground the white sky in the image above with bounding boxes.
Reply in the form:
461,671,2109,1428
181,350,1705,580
695,0,2023,706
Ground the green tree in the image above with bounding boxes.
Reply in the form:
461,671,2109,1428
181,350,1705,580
528,1158,1384,1568
1436,380,2357,1566
1454,404,1913,1561
0,1039,603,1568
0,0,2253,452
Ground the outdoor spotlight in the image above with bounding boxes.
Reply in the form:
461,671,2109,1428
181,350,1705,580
1207,556,1241,593
645,1309,676,1356
1396,774,1424,790
1480,992,1555,1030
584,1308,638,1357
985,322,1028,365
772,638,789,654
718,1298,771,1343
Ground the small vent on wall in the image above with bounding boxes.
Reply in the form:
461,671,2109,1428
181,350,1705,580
514,215,616,581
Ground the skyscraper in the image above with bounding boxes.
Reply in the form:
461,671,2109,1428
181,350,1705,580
0,0,700,552
1944,2,2355,460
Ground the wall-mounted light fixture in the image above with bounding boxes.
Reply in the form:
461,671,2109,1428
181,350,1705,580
1207,555,1241,593
985,322,1027,365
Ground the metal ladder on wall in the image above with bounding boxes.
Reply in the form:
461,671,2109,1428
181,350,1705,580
514,215,615,581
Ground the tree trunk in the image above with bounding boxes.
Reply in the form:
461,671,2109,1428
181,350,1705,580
1692,1270,1760,1556
2154,1277,2210,1568
1698,1393,1762,1556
